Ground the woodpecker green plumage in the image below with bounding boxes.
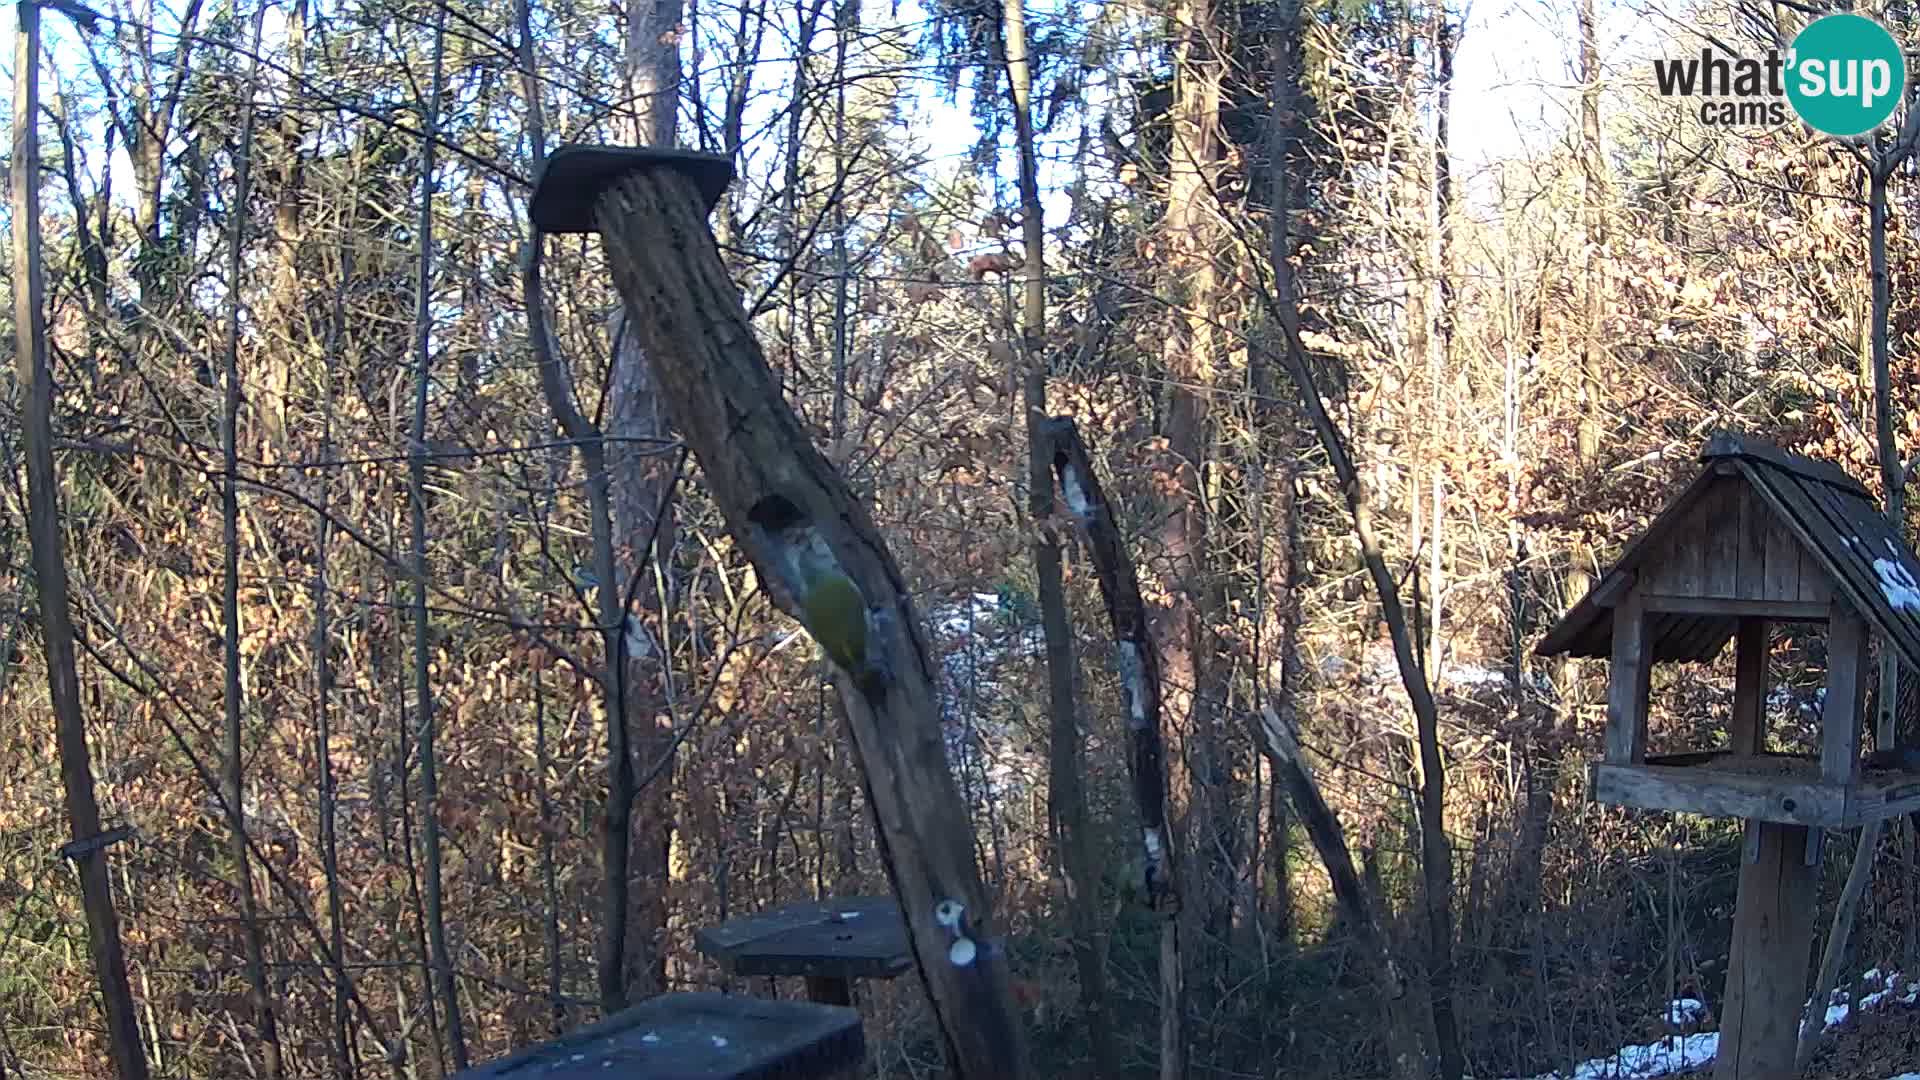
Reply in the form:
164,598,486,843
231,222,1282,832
799,569,869,676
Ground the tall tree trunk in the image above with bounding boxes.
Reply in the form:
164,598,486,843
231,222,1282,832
1161,0,1234,965
1001,4,1118,1076
1041,420,1184,1080
408,10,468,1066
314,146,354,1080
603,0,688,1003
1426,9,1453,676
1257,19,1452,1058
1559,0,1607,735
12,8,150,1077
1260,0,1306,952
219,12,284,1074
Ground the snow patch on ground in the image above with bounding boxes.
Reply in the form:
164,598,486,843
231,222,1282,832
1505,972,1919,1080
1441,663,1509,688
1505,1032,1717,1080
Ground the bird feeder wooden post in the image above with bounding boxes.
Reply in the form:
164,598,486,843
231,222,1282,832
527,145,1031,1080
1539,432,1920,1080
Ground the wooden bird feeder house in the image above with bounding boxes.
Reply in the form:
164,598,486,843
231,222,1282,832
1538,431,1920,1079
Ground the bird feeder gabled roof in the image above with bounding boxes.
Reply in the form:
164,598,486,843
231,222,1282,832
1536,432,1920,669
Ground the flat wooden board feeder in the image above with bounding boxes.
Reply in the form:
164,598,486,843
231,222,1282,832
530,145,734,233
451,992,863,1080
695,896,912,1007
1538,431,1920,1078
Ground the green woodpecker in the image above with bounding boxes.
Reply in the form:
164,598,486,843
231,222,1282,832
798,565,869,676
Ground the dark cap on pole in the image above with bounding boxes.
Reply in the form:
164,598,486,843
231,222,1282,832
529,144,735,234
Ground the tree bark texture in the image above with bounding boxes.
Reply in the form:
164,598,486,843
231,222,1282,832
1162,0,1236,957
1042,417,1185,1079
1001,1,1118,1076
587,165,1033,1080
12,6,151,1075
604,0,688,1003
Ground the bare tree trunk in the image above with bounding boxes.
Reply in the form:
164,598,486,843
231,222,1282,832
1258,705,1432,1080
314,88,355,1080
1427,10,1453,677
1259,0,1306,953
219,12,283,1073
1259,0,1453,1069
1043,419,1184,1080
1161,0,1234,966
408,10,467,1067
1002,4,1117,1076
583,162,1035,1076
12,8,150,1076
829,0,854,452
1559,0,1606,736
536,670,566,1035
1256,64,1451,1069
603,0,689,1004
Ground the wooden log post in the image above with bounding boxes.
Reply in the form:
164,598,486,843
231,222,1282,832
1716,603,1864,1079
1715,822,1817,1080
1731,618,1768,756
528,146,1031,1080
1605,586,1652,764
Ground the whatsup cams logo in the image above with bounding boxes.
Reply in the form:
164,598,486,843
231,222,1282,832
1653,13,1907,137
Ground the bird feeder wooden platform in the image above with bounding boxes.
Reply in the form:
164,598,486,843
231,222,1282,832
1539,432,1920,1079
452,992,863,1079
695,895,913,1007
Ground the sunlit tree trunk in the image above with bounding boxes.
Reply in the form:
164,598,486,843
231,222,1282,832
13,7,150,1075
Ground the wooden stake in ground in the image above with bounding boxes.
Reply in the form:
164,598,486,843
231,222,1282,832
12,3,150,1077
527,145,1032,1080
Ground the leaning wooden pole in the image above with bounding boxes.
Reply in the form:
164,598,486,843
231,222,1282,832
1039,417,1185,1077
528,147,1032,1080
12,4,150,1077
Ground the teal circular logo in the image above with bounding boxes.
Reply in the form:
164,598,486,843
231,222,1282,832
1787,14,1906,137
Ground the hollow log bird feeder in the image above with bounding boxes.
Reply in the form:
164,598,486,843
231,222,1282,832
1538,431,1920,1079
527,144,1031,1079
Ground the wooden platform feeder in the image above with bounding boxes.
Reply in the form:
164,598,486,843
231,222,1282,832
695,896,912,1008
1539,432,1920,1079
452,992,863,1079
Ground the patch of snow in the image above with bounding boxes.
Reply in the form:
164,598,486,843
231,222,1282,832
1663,998,1706,1026
1508,967,1917,1080
1442,663,1509,688
1505,1032,1719,1079
1874,558,1920,612
930,592,1004,638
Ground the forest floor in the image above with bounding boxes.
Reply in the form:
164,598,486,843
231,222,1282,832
1802,999,1920,1080
1657,999,1920,1079
1524,971,1920,1079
